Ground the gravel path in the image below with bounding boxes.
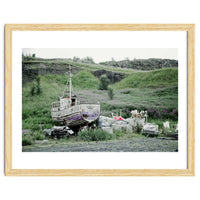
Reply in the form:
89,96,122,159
22,137,178,152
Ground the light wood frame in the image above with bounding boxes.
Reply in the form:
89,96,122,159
5,24,195,176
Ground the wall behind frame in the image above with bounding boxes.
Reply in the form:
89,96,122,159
0,0,199,200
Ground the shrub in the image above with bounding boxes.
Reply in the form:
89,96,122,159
147,108,178,121
36,76,42,95
93,129,112,141
29,76,42,96
33,131,45,140
22,135,32,146
78,129,112,141
99,74,110,90
108,88,114,100
113,130,125,139
30,83,35,96
120,109,132,118
78,130,93,141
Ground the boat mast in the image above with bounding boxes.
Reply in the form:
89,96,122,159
62,65,73,103
69,65,72,101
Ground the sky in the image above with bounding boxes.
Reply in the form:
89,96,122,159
22,48,178,63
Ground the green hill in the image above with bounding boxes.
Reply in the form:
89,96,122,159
72,70,100,89
112,68,178,89
40,70,100,90
22,70,100,130
22,59,138,76
22,58,178,131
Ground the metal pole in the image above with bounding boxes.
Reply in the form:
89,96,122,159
69,65,72,103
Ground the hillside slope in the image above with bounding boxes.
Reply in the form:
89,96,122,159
100,58,178,70
112,68,178,89
22,58,178,131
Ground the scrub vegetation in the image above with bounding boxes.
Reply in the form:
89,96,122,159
22,56,178,136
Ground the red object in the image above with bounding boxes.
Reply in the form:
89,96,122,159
114,116,124,120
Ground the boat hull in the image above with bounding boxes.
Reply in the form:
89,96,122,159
51,104,100,127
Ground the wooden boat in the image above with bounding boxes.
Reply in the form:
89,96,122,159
51,66,100,128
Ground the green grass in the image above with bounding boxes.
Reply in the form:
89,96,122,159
72,70,99,89
37,70,99,90
22,75,63,130
22,134,33,146
148,119,178,129
33,131,46,140
22,71,100,130
112,68,178,89
78,129,113,141
22,131,47,146
22,65,178,131
75,86,178,119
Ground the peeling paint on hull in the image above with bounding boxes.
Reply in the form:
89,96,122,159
51,104,100,127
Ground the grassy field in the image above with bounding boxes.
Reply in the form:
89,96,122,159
112,68,178,89
22,61,178,132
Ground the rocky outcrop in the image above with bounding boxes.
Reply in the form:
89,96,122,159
22,61,79,83
100,58,178,71
92,69,125,83
22,65,39,84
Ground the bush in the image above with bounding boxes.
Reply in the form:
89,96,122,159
78,129,112,141
99,74,110,90
108,88,114,100
22,135,32,146
33,131,45,140
29,76,42,96
147,108,178,121
113,130,125,139
30,83,35,96
36,76,42,95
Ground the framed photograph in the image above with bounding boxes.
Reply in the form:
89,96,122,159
5,24,195,176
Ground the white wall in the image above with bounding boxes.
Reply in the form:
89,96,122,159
0,0,199,200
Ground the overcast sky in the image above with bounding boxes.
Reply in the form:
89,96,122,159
22,48,178,63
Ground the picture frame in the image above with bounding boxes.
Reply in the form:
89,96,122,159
5,24,195,176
